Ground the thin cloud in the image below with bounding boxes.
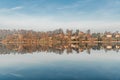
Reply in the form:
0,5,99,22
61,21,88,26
11,6,23,10
0,6,23,13
0,15,120,32
94,0,120,17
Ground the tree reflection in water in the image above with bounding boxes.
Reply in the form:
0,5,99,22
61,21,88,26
0,42,120,55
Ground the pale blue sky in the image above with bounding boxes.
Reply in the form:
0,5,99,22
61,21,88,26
0,0,120,32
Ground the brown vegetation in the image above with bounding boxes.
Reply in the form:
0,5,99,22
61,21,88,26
1,29,120,44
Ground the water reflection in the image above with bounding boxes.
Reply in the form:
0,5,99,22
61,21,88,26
0,43,120,80
1,42,120,54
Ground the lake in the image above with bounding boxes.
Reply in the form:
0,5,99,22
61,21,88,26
0,43,120,80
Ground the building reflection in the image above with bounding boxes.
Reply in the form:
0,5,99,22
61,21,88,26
0,42,120,55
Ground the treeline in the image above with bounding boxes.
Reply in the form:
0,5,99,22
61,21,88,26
0,29,64,39
0,29,120,44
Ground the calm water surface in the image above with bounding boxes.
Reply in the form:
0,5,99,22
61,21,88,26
0,50,120,80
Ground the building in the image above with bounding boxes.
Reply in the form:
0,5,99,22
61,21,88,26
106,34,112,38
115,34,120,38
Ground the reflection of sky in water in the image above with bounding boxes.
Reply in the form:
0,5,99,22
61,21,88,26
0,51,120,80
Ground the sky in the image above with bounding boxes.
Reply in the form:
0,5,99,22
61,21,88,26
0,0,120,32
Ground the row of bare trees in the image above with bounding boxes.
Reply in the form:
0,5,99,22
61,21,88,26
0,29,120,44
